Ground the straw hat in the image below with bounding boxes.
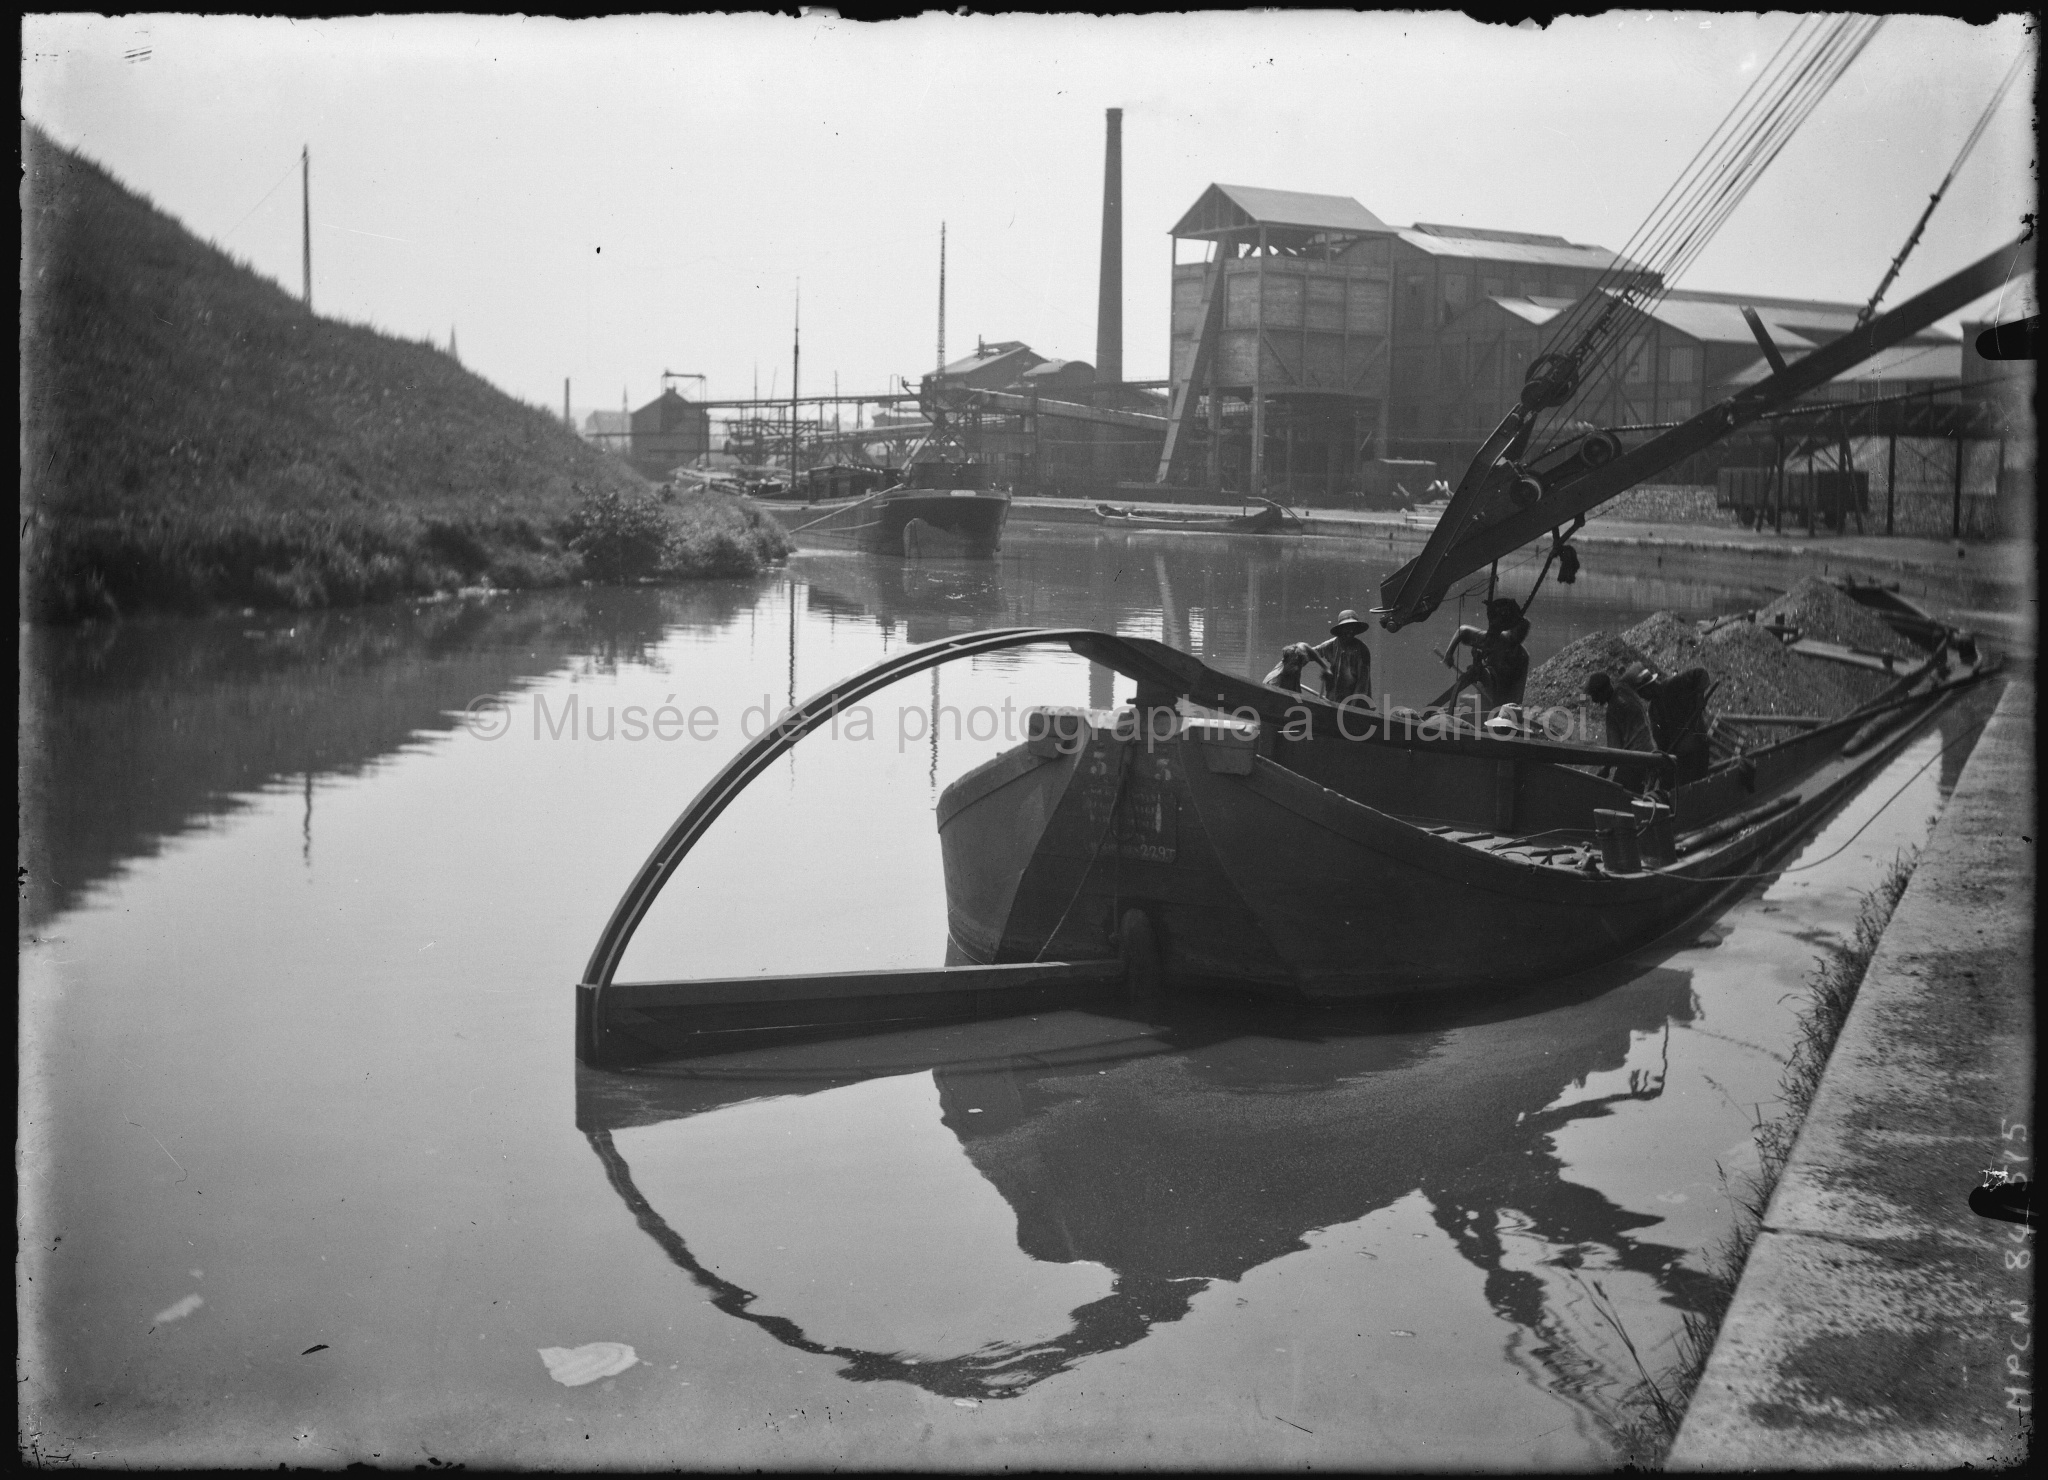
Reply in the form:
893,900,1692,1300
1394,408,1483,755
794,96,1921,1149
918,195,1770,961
1330,609,1368,636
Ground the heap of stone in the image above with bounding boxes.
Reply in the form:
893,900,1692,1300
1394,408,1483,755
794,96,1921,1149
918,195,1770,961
1524,584,1904,738
1521,632,1652,716
1755,576,1920,658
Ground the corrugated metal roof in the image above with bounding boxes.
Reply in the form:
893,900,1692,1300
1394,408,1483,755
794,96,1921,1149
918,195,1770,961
1413,223,1576,248
1723,340,1963,388
938,341,1034,377
1614,290,1952,349
1396,228,1637,272
1178,183,1390,235
1484,294,1580,327
1623,295,1822,348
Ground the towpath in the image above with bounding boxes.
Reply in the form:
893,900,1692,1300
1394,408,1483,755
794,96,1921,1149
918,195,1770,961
1667,676,2035,1469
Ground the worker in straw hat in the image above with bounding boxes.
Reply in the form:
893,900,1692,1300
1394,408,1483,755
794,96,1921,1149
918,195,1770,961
1304,609,1374,704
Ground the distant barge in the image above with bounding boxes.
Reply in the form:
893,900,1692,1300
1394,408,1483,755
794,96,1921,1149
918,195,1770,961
1092,496,1296,534
742,460,1009,558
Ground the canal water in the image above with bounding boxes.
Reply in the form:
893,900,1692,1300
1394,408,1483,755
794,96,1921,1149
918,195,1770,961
19,528,1993,1468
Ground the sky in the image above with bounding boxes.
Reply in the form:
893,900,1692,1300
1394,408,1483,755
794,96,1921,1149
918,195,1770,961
23,11,2039,421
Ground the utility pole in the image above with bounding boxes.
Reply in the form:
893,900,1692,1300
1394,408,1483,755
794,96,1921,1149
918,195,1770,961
790,281,801,478
564,378,572,428
937,223,947,386
300,145,312,310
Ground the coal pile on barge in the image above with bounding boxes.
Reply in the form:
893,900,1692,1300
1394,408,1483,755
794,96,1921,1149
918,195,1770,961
1756,577,1920,658
1524,578,1903,730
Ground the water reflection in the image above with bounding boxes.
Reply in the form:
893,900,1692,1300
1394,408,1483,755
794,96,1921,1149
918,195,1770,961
800,555,1012,647
577,959,1707,1409
22,531,1786,935
18,584,767,927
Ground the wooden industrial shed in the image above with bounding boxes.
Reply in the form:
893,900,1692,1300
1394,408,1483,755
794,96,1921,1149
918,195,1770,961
1159,184,1397,500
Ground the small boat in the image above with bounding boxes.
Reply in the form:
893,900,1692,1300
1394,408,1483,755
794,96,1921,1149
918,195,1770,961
1091,497,1297,535
741,460,1010,558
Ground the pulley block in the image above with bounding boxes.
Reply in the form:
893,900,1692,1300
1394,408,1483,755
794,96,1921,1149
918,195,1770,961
1520,353,1580,410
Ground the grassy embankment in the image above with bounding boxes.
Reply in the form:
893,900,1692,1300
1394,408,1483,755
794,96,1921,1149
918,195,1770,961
20,126,786,622
1607,852,1920,1466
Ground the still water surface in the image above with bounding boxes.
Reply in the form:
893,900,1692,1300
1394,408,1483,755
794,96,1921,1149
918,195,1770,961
20,528,1987,1467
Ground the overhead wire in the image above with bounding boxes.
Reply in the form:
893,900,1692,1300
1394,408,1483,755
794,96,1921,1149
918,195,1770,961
1522,15,1889,454
1861,44,2030,324
1549,18,1886,438
1519,16,1827,377
220,154,304,246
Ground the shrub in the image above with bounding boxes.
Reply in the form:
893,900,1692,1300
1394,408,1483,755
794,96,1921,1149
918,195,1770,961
559,485,674,583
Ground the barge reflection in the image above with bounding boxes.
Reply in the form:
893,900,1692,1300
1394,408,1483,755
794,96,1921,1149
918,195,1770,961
577,962,1708,1402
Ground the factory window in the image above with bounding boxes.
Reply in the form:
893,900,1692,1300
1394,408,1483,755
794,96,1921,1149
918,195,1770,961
1342,236,1390,271
1663,396,1696,423
1481,276,1505,299
1622,337,1652,384
1517,279,1542,299
1440,273,1469,326
1663,346,1702,383
1402,275,1431,333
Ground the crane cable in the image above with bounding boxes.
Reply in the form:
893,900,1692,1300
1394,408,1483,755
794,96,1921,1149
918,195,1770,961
1538,18,1888,443
1526,16,1889,452
1859,46,2030,326
1537,15,1883,375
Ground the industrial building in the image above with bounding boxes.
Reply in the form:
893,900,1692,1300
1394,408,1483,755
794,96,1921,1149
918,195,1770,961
1159,184,1397,499
1155,178,1998,506
625,387,712,480
1422,286,1963,484
675,106,2025,528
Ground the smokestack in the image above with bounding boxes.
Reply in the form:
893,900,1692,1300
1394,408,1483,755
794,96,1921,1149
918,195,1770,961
301,145,312,311
1095,107,1123,386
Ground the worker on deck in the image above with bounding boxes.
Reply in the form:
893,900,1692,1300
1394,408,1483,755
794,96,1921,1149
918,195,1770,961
1646,665,1715,785
1307,610,1374,704
1441,597,1532,715
1263,642,1317,692
1585,669,1656,792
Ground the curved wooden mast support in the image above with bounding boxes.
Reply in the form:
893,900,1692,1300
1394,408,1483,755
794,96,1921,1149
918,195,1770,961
576,625,1289,993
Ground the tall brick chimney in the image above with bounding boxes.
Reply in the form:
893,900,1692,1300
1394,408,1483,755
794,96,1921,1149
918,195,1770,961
1095,107,1123,387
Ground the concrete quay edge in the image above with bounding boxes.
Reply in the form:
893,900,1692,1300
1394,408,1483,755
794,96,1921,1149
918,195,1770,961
1006,496,2026,583
1667,677,2036,1470
1007,498,2032,650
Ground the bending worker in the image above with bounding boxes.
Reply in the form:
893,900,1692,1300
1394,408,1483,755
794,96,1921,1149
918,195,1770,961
1438,597,1532,714
1585,668,1656,792
1263,642,1318,693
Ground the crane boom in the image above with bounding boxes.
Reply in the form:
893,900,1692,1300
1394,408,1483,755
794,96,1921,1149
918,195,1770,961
1376,233,2033,631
